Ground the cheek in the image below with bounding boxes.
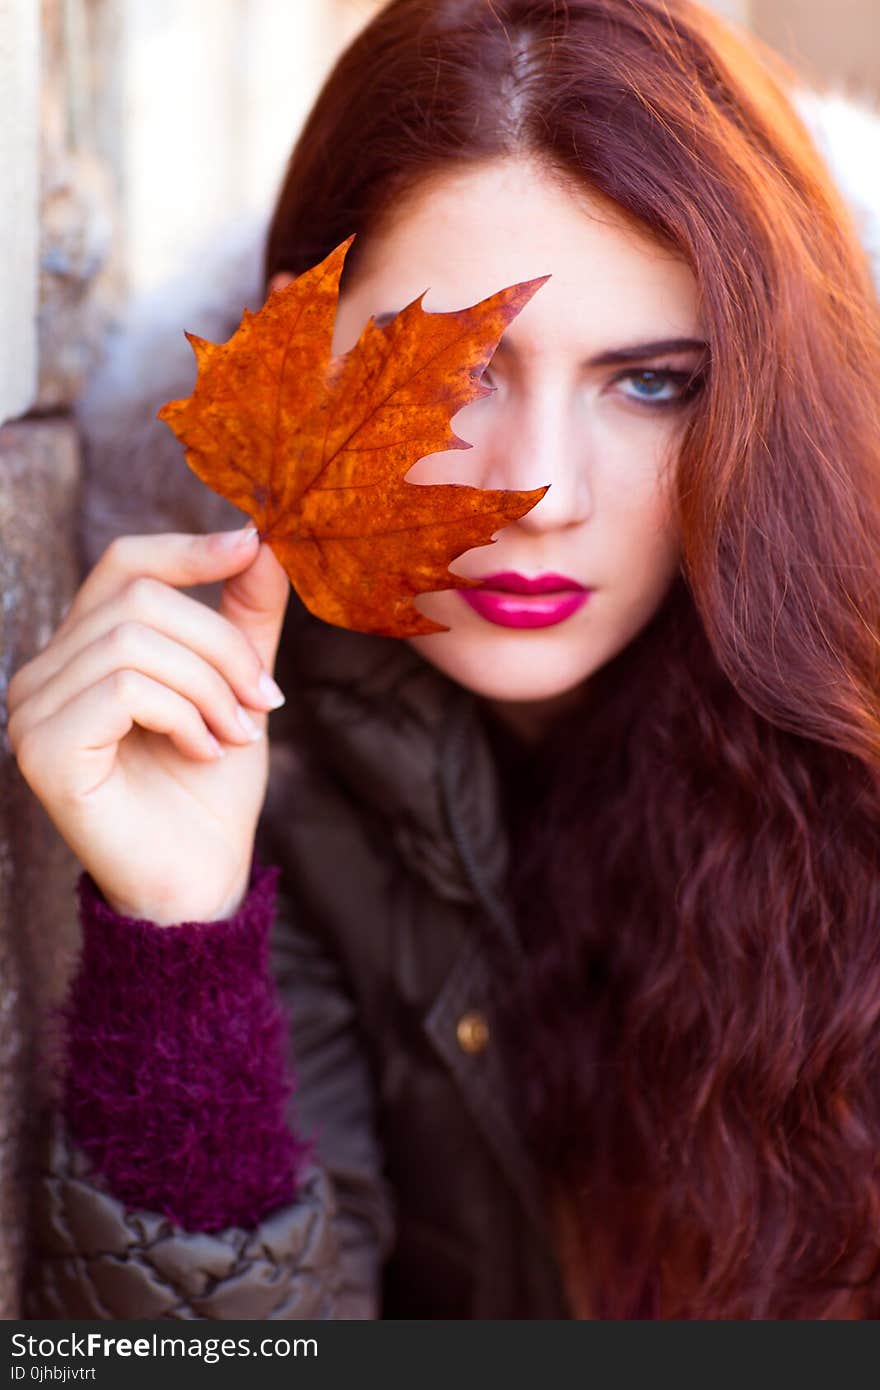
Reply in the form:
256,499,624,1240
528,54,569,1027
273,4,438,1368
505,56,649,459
604,430,679,530
596,435,682,596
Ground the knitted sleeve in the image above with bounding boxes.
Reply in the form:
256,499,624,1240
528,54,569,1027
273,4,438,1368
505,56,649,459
58,851,316,1233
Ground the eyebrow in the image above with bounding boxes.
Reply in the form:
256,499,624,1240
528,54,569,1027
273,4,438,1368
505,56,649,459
579,337,709,366
372,312,707,365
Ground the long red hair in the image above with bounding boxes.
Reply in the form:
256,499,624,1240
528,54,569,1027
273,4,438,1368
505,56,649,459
265,0,880,1317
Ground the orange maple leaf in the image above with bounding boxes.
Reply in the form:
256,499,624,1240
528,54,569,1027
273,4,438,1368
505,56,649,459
157,235,549,637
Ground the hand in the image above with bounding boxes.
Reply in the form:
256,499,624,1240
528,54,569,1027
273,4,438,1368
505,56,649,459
6,526,290,925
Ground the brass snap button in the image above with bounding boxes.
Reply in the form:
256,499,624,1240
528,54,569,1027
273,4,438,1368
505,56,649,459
456,1009,490,1055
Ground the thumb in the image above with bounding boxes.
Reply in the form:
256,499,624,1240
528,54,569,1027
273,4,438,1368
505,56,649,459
218,534,291,677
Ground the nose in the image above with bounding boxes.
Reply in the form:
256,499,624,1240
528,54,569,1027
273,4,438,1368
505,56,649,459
479,385,592,535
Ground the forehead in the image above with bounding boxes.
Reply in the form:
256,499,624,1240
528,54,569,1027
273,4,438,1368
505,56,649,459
342,156,702,350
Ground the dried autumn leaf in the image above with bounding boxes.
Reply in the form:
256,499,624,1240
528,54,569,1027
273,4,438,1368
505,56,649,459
158,235,549,637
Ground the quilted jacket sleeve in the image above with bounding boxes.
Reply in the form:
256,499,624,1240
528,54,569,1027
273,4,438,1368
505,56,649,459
23,855,396,1320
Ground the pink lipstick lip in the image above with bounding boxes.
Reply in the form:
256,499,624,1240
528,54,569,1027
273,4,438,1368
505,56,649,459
473,570,589,595
458,586,591,629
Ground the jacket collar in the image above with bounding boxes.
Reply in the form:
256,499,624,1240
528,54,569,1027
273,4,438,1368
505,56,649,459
281,596,523,962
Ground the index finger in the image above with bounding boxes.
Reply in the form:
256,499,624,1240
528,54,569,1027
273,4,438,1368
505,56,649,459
59,528,259,638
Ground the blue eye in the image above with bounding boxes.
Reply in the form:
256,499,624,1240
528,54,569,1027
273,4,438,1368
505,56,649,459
617,368,703,408
479,364,706,407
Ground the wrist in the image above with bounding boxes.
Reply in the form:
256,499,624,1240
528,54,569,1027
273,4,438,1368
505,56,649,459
100,869,253,927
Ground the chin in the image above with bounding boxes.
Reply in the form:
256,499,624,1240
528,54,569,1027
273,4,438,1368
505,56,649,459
406,627,605,705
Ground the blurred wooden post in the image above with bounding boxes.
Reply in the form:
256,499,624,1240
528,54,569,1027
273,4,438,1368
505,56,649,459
0,0,122,1318
0,0,39,425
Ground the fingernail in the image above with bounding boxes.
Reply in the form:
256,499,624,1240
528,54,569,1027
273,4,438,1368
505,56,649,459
207,734,227,758
236,704,262,740
218,525,258,549
258,671,286,708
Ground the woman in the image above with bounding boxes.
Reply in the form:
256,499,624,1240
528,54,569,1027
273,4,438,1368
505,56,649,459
10,0,880,1319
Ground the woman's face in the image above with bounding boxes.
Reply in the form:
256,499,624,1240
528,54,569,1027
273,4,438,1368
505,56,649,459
271,157,706,740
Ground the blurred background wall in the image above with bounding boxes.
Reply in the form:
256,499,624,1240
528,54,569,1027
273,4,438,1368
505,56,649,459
752,0,880,98
78,0,880,300
121,0,385,295
0,0,878,1319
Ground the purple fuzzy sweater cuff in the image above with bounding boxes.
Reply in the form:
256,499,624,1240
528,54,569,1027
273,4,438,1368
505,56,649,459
60,852,315,1233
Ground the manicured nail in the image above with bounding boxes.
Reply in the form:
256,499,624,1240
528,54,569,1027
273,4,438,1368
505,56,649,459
207,733,226,758
258,671,286,708
218,525,258,549
236,704,262,740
